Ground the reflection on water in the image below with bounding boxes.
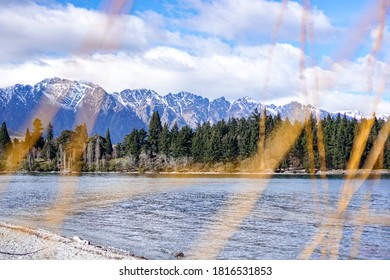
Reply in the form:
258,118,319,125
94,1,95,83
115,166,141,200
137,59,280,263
0,173,389,259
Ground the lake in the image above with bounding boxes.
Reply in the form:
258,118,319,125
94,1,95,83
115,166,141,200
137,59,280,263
0,173,389,259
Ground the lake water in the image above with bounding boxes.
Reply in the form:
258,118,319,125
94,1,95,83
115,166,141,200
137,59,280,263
0,173,389,259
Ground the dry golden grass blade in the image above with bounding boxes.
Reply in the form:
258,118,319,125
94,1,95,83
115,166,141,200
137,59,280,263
299,0,308,85
1,0,136,196
299,1,330,259
339,0,387,205
348,189,374,259
300,120,389,260
0,181,7,200
304,112,388,260
1,97,69,171
327,2,388,258
334,0,386,62
190,117,304,259
301,119,390,259
339,120,375,206
262,118,304,171
80,0,134,54
371,0,387,55
258,0,289,170
45,176,78,230
42,0,135,232
42,175,192,258
299,227,326,260
316,120,327,176
258,110,266,171
189,183,267,259
190,6,308,253
260,0,289,101
366,0,388,114
299,0,322,217
304,120,321,218
361,120,390,171
305,2,331,251
61,177,193,215
350,212,390,226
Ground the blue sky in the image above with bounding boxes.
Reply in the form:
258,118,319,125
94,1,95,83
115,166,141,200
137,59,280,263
0,0,389,114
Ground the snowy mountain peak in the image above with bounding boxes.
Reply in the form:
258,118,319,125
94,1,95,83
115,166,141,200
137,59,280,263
1,78,389,143
334,110,365,120
377,114,389,121
33,77,104,111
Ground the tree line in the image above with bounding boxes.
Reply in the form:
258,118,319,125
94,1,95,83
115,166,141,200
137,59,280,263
0,110,389,172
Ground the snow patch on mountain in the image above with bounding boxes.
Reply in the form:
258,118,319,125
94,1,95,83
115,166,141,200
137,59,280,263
333,110,366,120
1,78,389,143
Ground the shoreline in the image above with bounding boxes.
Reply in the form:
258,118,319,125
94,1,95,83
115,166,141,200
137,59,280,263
1,169,389,176
0,221,145,260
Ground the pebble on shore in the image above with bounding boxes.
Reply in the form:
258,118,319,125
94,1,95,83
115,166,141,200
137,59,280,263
0,222,144,260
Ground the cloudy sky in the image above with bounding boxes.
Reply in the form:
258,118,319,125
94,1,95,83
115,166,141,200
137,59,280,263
1,0,389,115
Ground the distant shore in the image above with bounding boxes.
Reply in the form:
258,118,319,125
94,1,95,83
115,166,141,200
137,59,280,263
0,221,144,260
160,169,390,175
1,169,389,176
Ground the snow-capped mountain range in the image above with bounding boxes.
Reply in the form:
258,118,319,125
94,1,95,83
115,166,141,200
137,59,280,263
0,78,388,143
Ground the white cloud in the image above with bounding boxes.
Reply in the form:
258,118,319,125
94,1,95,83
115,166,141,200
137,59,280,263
0,44,301,98
370,24,390,58
0,0,388,116
316,90,390,116
0,44,389,115
302,55,390,115
305,55,390,97
181,0,336,42
0,2,165,62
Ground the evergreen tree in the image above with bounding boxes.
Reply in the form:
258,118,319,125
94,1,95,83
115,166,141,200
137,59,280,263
1,105,386,172
70,124,89,164
303,113,317,173
322,114,334,169
274,112,282,128
46,122,54,142
345,117,357,167
177,125,193,157
148,111,162,157
10,138,22,164
32,118,45,149
24,128,32,149
105,128,113,157
138,128,147,152
223,134,239,162
248,109,260,155
58,130,75,147
124,129,146,164
206,128,222,162
192,122,210,162
384,129,390,169
191,130,203,162
74,124,88,143
366,117,383,169
333,114,348,169
170,123,180,158
289,125,306,169
238,119,251,159
159,124,171,156
222,118,239,162
42,122,55,160
0,122,12,159
329,113,342,169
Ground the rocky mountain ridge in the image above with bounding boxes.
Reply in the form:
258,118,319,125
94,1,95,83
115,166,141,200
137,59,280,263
0,78,387,143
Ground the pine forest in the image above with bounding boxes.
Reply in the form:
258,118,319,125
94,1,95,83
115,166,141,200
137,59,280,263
0,110,389,173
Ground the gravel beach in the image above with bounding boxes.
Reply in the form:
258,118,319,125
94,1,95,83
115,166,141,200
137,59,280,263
0,222,144,260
